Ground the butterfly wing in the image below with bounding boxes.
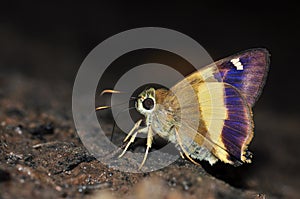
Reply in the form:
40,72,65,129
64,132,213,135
170,81,253,165
203,48,270,107
196,82,254,164
164,49,269,165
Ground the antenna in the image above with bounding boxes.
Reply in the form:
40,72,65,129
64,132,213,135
96,89,136,141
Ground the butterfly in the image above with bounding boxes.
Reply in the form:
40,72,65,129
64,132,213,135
108,48,270,169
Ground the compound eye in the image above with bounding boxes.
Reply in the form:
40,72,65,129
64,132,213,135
142,98,154,110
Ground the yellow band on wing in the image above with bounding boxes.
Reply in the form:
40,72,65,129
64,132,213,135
197,82,232,163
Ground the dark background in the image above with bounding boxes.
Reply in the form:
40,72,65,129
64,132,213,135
1,2,299,114
1,2,300,198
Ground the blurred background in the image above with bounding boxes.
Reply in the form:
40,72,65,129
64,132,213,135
1,2,299,113
1,2,299,198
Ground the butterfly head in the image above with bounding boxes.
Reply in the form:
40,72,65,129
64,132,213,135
135,88,156,116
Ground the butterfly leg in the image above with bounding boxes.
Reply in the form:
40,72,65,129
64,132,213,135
118,125,147,158
138,126,153,169
123,119,143,143
179,151,185,159
174,128,200,166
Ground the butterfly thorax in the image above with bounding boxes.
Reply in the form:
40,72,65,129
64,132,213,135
151,88,181,142
135,88,181,142
139,88,219,165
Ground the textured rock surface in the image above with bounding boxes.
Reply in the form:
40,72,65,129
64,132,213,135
0,74,299,199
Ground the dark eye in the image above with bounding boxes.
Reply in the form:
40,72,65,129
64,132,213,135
142,98,154,110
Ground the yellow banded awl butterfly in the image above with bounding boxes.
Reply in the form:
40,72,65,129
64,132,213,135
114,48,270,169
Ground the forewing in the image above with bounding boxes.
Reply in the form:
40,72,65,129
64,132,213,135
203,48,270,107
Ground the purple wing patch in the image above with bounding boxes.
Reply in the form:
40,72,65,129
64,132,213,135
215,48,270,107
221,84,253,165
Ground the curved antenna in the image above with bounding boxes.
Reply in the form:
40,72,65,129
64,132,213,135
95,97,136,111
96,89,137,141
96,106,111,110
100,89,122,95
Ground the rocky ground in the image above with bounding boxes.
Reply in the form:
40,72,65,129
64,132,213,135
0,73,299,199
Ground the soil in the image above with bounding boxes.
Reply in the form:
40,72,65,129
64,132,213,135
0,73,299,199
